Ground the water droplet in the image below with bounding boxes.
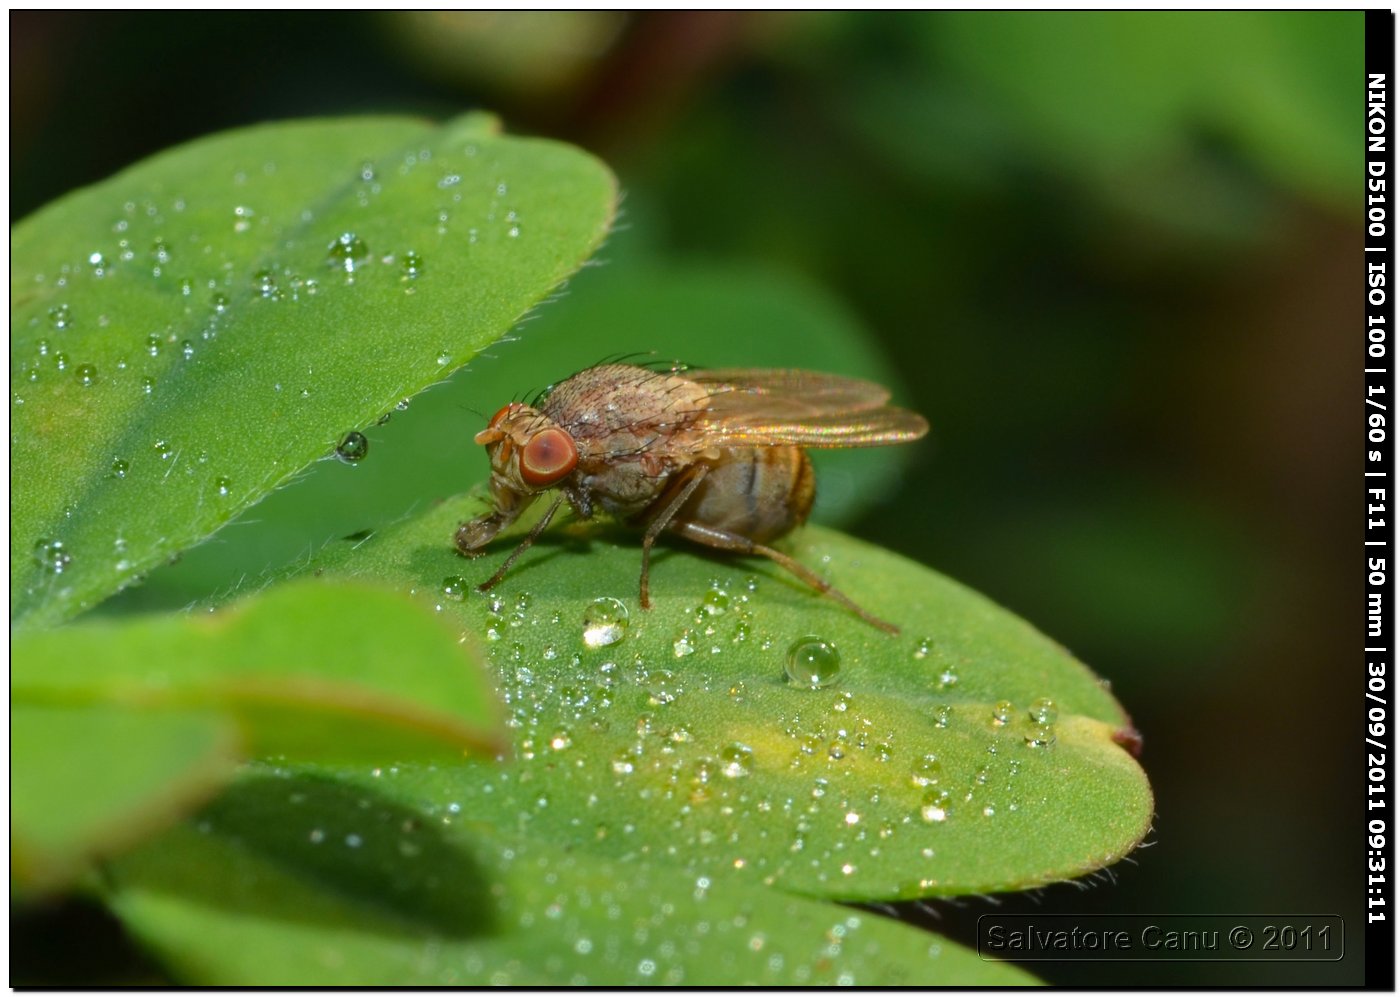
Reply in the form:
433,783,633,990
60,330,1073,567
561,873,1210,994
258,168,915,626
721,742,754,778
88,253,107,276
784,636,841,689
913,637,933,660
211,292,229,313
109,458,129,479
48,304,71,328
215,476,233,497
335,431,369,463
52,352,69,371
141,377,155,395
442,576,469,602
700,586,729,616
181,340,194,360
401,250,424,280
74,363,97,386
435,351,452,367
645,669,680,705
549,728,572,751
1028,698,1058,725
991,701,1014,726
936,666,959,691
253,269,281,299
582,597,629,648
233,205,255,233
151,237,172,265
35,339,50,357
920,789,952,823
32,538,71,574
326,232,369,273
910,754,943,787
672,628,697,657
933,704,952,728
153,440,173,460
145,334,161,356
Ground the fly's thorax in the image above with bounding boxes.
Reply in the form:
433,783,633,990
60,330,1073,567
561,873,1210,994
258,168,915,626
541,364,711,446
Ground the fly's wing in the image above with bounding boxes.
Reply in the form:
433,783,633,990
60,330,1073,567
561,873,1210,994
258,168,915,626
677,369,929,449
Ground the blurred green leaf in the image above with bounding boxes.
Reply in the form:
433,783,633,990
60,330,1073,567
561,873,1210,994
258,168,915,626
241,492,1150,901
101,261,922,613
11,113,616,630
12,705,240,895
103,771,1038,985
932,12,1359,205
12,579,505,892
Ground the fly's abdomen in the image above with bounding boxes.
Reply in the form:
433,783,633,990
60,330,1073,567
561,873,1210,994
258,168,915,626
678,447,814,543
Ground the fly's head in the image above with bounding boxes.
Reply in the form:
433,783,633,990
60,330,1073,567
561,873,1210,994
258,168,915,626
456,402,580,557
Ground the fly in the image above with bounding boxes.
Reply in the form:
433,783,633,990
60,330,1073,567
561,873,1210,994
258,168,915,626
454,362,928,634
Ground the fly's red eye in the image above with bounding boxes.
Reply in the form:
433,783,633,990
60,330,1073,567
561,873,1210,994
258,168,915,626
519,427,578,487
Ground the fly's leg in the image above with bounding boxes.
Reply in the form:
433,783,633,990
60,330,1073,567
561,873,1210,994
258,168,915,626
668,520,899,635
477,492,567,593
636,464,710,609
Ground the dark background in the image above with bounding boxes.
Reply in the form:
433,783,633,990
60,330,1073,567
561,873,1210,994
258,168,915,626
10,11,1365,985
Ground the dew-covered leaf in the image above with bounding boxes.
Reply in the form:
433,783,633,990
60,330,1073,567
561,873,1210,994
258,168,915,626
103,770,1037,985
11,113,616,630
247,493,1151,901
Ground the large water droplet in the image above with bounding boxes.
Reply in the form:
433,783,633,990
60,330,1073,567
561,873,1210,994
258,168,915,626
109,458,129,479
582,597,629,648
326,232,369,273
32,538,72,574
784,636,841,689
1028,698,1058,725
991,701,1014,726
74,363,98,387
720,742,754,779
48,304,72,328
910,753,943,787
920,789,952,823
442,576,469,602
253,269,281,300
215,476,233,497
335,431,368,463
700,586,729,616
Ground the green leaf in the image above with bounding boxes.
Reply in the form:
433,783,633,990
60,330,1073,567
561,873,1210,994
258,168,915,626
103,771,1038,985
12,705,241,894
11,113,617,630
13,578,504,763
12,579,505,892
248,493,1151,901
